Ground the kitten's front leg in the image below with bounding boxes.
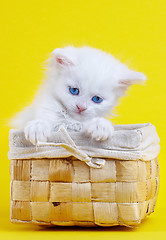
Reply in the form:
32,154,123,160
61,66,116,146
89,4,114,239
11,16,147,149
24,119,53,145
83,117,114,141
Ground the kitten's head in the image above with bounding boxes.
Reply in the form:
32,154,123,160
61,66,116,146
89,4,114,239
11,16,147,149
47,46,146,121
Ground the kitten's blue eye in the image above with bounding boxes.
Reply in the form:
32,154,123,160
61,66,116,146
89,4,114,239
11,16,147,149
92,96,103,103
69,87,79,95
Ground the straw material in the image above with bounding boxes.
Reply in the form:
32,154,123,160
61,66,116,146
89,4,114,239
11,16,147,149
9,123,160,227
10,158,159,226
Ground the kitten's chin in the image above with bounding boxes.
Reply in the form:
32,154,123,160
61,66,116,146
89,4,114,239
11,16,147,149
68,111,91,122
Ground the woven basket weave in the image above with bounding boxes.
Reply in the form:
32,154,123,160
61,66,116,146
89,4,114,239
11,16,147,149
8,123,160,227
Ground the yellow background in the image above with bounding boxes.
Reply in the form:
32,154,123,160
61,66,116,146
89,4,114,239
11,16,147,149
0,0,166,239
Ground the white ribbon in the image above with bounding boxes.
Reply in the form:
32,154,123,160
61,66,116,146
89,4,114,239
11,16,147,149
37,126,105,169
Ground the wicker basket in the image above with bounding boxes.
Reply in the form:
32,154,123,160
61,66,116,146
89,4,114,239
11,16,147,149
8,123,160,227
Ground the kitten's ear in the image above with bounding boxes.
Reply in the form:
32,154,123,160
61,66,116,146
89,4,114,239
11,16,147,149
52,48,76,67
118,69,146,88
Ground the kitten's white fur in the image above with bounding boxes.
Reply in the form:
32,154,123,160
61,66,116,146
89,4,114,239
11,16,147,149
11,46,146,145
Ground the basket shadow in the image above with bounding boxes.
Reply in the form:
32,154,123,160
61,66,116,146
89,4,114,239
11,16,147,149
1,215,161,233
37,225,135,232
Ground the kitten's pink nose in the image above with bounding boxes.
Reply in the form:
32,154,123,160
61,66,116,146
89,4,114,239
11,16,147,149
76,105,87,113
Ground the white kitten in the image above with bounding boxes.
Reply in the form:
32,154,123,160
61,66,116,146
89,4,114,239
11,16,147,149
11,46,146,145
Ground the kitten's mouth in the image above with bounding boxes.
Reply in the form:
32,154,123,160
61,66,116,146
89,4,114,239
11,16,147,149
74,111,84,117
76,111,83,115
71,110,88,121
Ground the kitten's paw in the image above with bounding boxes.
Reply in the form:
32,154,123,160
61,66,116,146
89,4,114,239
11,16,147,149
84,118,114,141
24,120,52,145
